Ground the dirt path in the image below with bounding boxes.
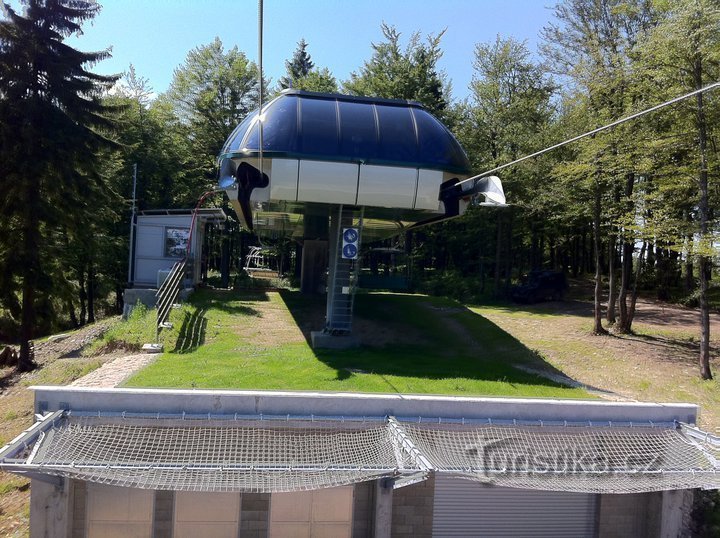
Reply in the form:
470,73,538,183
71,353,158,388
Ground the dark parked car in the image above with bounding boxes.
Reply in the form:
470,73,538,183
511,270,568,303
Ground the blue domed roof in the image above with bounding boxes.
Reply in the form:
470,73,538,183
219,90,471,175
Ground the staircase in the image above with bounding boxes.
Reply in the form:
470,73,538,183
325,205,363,334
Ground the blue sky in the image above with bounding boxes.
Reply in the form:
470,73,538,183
61,0,556,101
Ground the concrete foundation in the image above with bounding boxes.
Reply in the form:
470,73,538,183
310,330,361,349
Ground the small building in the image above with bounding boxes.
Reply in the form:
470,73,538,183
130,209,227,288
2,386,718,537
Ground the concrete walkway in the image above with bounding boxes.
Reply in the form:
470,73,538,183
71,353,157,388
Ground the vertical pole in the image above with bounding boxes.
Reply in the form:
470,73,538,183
257,0,264,181
325,205,343,331
127,163,138,285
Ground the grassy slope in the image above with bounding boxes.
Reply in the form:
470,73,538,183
471,301,720,429
124,289,588,398
0,341,114,537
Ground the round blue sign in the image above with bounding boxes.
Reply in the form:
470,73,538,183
343,228,358,243
343,244,358,259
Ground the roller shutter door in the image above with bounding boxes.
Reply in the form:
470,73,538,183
432,476,597,537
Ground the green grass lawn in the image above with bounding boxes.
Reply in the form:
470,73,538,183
122,289,589,398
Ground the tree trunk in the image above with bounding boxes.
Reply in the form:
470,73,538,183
67,300,79,328
504,213,514,296
617,239,634,333
656,246,670,301
683,211,694,293
627,241,647,329
694,54,712,380
87,260,96,324
617,172,635,332
78,267,87,326
592,183,607,335
606,233,617,324
18,194,40,372
572,234,580,277
493,214,503,296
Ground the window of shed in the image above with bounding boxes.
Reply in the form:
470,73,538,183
165,227,190,258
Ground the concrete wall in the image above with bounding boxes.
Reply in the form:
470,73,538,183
240,492,270,538
31,478,72,538
152,490,174,538
660,489,695,538
70,480,86,538
31,386,699,425
598,492,662,537
391,475,435,538
352,481,374,538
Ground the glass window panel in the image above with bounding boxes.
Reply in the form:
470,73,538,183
300,97,339,155
376,105,418,163
338,101,378,160
244,96,298,152
412,108,457,166
222,110,257,153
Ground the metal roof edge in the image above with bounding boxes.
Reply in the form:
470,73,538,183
279,88,425,108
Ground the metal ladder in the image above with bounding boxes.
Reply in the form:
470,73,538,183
325,205,363,334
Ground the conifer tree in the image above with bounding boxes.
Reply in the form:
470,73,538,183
0,0,119,371
278,39,337,93
279,38,314,89
344,24,449,119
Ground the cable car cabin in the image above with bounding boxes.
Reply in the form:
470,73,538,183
217,90,504,345
217,89,503,242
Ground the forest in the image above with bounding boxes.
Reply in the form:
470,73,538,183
0,0,718,378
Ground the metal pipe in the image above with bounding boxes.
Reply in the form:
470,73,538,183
127,163,137,285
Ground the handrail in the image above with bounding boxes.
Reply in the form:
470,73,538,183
155,259,188,341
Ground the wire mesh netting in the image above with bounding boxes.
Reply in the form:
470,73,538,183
401,422,720,494
5,414,720,494
28,417,417,492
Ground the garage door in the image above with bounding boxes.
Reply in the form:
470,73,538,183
269,486,353,538
432,476,597,537
173,491,241,538
86,484,154,538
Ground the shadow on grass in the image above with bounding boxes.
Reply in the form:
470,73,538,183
190,288,267,316
278,290,587,391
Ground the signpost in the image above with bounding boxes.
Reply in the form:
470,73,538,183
342,228,359,260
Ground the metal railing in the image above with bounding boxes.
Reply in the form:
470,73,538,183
155,259,188,341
